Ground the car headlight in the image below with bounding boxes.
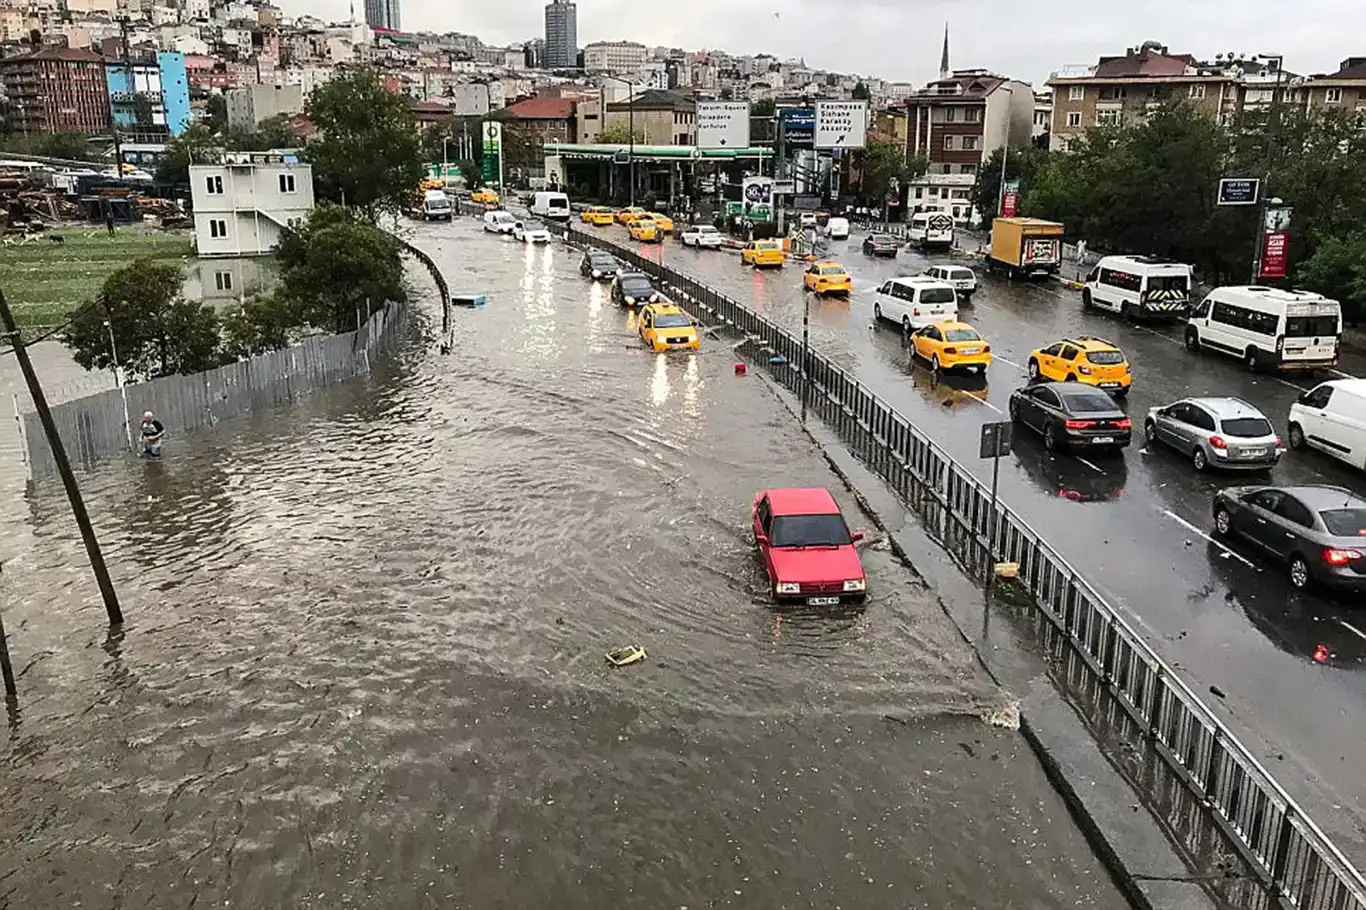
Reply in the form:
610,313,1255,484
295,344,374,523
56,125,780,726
843,579,866,593
625,296,635,304
776,582,801,595
592,270,601,277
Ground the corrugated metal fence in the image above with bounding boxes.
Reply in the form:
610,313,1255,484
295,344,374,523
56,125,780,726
18,301,407,480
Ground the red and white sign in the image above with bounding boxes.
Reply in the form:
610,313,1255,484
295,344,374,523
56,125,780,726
1001,192,1019,218
1259,231,1289,280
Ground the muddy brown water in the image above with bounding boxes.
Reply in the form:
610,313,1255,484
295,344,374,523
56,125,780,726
0,221,1125,908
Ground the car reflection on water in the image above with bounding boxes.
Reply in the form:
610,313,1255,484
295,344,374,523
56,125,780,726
1010,431,1128,503
909,365,989,412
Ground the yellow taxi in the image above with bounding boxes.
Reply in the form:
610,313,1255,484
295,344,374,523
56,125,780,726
638,303,701,352
471,188,500,205
646,212,674,233
1028,335,1131,397
581,205,615,226
615,206,648,225
741,239,785,269
802,260,853,296
628,217,661,242
910,321,992,374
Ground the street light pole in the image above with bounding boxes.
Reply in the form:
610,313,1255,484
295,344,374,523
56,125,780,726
995,85,1014,217
442,137,450,185
104,317,133,453
606,74,637,208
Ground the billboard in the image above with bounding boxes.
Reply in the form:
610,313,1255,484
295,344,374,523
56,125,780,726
1259,231,1289,280
695,101,751,149
1217,178,1260,206
737,176,774,221
777,107,815,147
449,83,491,117
814,100,868,150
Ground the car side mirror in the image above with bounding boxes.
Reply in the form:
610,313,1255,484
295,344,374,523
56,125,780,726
851,531,864,543
755,533,770,545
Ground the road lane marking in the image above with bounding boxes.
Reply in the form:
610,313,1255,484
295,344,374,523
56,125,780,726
1076,457,1105,473
1338,620,1366,643
1330,368,1360,380
994,355,1026,372
1160,509,1260,570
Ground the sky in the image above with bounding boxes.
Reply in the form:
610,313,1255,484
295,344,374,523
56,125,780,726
313,0,1360,86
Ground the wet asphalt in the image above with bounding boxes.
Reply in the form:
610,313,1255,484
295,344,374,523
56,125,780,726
581,219,1366,859
0,220,1123,908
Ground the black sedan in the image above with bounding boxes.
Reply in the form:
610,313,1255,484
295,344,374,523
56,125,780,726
610,272,660,307
1213,485,1366,592
862,234,902,257
1008,381,1132,453
580,250,621,280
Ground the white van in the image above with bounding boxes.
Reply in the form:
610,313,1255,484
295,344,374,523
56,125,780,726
1083,255,1193,321
825,217,850,240
1288,379,1366,470
1185,286,1341,373
483,210,517,234
421,189,452,221
908,211,954,250
872,276,959,332
531,191,570,221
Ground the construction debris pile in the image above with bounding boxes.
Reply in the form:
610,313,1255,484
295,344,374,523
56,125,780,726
0,162,190,235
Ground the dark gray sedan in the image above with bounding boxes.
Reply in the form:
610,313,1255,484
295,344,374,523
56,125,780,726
862,234,901,257
1008,381,1132,453
1213,484,1366,591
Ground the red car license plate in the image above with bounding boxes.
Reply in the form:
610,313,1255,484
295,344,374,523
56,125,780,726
806,595,840,606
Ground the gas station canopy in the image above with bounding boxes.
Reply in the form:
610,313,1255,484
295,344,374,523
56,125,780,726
542,143,774,162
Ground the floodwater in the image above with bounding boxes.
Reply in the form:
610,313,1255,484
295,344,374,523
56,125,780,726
0,220,1124,908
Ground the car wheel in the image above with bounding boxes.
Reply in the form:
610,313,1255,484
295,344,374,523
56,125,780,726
1081,289,1093,308
902,316,912,337
931,354,943,372
1213,506,1232,537
1064,373,1077,382
1288,423,1306,450
1192,447,1208,471
1028,360,1041,380
1122,303,1138,323
1113,386,1129,399
1145,419,1158,443
1044,424,1061,453
1008,398,1020,421
1244,347,1261,372
1289,554,1311,591
873,302,882,321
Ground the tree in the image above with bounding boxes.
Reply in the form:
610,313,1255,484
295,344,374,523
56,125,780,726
851,82,870,101
132,93,156,127
0,132,94,161
223,114,301,151
61,258,222,380
156,124,221,185
856,140,928,207
1297,232,1366,325
274,204,407,332
304,68,425,218
220,292,300,358
972,145,1048,226
598,121,644,144
204,94,228,133
751,98,775,143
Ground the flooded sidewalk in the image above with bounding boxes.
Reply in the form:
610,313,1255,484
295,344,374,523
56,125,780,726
0,220,1124,908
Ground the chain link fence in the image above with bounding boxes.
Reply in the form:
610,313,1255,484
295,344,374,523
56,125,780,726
557,218,1366,910
18,302,408,480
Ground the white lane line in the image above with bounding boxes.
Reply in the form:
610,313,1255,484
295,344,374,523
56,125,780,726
1338,620,1366,643
1160,509,1260,570
1075,457,1105,474
995,355,1027,372
974,397,1004,415
1130,324,1185,347
1330,368,1360,380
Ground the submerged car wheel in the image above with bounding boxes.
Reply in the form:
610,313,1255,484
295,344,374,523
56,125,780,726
1288,423,1306,450
1027,360,1041,380
1044,425,1061,452
1145,419,1158,443
873,302,883,321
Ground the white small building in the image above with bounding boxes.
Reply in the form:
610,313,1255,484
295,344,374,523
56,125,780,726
190,153,314,258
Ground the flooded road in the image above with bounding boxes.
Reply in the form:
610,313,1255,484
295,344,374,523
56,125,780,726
0,220,1124,908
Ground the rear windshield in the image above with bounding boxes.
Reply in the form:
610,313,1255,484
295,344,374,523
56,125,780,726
770,514,851,547
523,220,545,230
546,198,568,208
1285,315,1339,337
1148,275,1189,293
1320,509,1366,537
871,235,895,243
919,287,956,304
1220,417,1274,438
757,241,781,250
948,269,975,280
944,328,981,342
820,267,846,276
1085,350,1125,365
1062,392,1118,413
653,313,691,328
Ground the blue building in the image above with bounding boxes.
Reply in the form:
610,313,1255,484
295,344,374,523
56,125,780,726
104,51,190,137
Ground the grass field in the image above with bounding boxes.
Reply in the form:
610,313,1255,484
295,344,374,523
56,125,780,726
0,229,194,329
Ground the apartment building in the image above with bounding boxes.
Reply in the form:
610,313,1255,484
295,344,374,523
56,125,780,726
582,40,646,73
190,154,314,257
0,45,111,134
604,88,695,145
1304,57,1366,113
104,50,191,137
1046,42,1236,150
543,0,576,70
225,83,305,130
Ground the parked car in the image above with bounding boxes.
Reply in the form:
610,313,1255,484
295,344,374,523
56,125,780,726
512,219,551,243
752,487,867,605
610,272,660,307
1008,381,1132,453
1212,484,1366,591
681,224,724,248
862,233,901,257
1027,335,1131,398
1145,397,1283,472
1287,379,1366,471
580,250,622,280
922,264,978,300
483,210,517,234
825,217,850,240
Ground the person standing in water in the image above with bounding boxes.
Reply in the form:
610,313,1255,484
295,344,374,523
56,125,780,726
139,411,164,457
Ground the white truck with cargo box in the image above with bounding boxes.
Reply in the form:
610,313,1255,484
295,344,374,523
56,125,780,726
1184,286,1341,373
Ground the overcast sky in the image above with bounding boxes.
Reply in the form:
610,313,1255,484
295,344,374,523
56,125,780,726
316,0,1359,86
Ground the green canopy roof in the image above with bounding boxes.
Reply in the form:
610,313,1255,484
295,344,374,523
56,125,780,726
543,143,773,161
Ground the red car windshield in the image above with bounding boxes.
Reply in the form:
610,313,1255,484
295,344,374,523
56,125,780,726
771,514,850,547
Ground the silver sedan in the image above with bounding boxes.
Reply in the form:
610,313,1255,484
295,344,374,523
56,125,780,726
1144,397,1284,472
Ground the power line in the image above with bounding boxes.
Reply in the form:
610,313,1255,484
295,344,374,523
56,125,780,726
0,298,101,358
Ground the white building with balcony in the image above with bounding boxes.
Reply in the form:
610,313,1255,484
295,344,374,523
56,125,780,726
190,153,314,258
582,40,647,73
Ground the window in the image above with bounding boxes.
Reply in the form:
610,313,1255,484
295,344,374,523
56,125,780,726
945,107,956,122
1247,490,1284,513
1059,344,1080,361
205,174,223,195
1099,268,1142,292
1301,385,1334,409
1186,407,1216,432
1188,84,1206,100
1096,109,1121,125
1320,508,1366,537
1067,111,1082,128
1068,86,1084,101
943,135,955,150
214,270,233,291
1211,301,1277,335
1325,88,1343,104
769,514,851,548
1099,87,1127,101
964,107,981,122
961,136,977,150
209,218,227,238
960,164,977,176
1035,387,1060,407
278,173,296,193
1273,495,1315,529
1286,315,1339,337
1221,417,1273,438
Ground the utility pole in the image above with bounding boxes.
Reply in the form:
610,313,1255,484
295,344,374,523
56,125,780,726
0,290,123,626
112,17,132,185
1250,57,1286,283
995,85,1014,217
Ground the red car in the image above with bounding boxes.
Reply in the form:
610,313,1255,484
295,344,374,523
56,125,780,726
752,487,867,604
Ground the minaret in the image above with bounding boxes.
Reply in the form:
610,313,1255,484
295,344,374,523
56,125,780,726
938,23,950,80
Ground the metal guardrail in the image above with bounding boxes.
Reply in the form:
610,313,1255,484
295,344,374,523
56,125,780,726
550,217,1366,910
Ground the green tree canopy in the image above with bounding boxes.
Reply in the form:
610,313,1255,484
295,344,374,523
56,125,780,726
0,132,96,161
598,121,645,144
851,82,870,101
856,140,928,206
222,114,301,152
155,123,221,185
972,145,1048,225
61,258,222,380
304,68,425,217
274,204,407,332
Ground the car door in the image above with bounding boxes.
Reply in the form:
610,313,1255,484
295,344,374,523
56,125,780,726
1296,384,1334,454
1036,343,1063,377
805,263,818,290
912,325,937,360
876,281,898,321
1183,405,1217,451
1155,402,1191,449
639,309,652,341
1031,386,1062,433
753,496,776,579
1056,344,1081,380
1236,489,1284,551
1268,493,1317,561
